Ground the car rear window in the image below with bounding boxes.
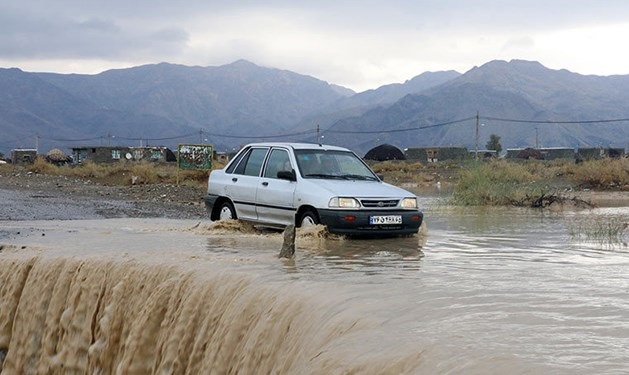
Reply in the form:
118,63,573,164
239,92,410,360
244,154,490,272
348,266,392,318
235,147,269,176
225,148,247,173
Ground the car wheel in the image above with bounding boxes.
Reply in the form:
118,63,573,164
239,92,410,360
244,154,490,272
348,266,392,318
299,210,319,227
218,201,237,220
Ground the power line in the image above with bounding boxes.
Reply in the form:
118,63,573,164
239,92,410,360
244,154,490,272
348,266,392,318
114,132,199,141
201,129,317,139
481,116,629,124
31,129,317,143
40,135,106,142
5,114,629,151
325,117,476,134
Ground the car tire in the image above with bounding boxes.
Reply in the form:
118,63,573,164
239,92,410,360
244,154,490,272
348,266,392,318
298,210,319,227
218,201,237,220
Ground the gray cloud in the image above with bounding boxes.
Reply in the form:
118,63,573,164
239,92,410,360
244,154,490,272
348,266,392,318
0,6,188,60
2,0,629,90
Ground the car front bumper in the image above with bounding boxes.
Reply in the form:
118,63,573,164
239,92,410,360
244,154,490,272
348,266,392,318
317,208,423,236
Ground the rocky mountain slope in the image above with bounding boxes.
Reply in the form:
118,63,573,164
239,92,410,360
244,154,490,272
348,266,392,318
2,59,628,157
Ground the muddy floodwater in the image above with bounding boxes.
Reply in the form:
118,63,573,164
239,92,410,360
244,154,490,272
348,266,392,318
1,198,629,374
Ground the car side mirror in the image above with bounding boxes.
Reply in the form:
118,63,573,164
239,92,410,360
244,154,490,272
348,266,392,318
277,170,296,181
377,174,384,181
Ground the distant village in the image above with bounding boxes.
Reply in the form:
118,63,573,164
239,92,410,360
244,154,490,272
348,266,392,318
2,143,626,167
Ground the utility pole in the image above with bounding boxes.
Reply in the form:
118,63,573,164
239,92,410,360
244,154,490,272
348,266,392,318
535,127,539,149
199,129,204,144
35,133,39,153
316,124,321,144
475,111,479,160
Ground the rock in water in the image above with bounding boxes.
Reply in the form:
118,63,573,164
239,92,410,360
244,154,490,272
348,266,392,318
278,225,296,258
0,347,6,367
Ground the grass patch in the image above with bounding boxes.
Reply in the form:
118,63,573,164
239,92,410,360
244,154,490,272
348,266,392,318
568,216,629,245
441,158,628,207
450,159,548,206
28,157,59,174
22,160,211,187
129,162,159,184
370,160,459,187
566,158,629,189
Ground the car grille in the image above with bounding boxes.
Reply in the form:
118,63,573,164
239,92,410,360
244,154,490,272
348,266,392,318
360,199,399,208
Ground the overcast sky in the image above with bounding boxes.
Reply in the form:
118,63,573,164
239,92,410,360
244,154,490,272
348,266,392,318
1,1,628,92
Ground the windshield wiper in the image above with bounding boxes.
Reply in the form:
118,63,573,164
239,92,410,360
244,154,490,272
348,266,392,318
304,173,342,179
339,174,378,181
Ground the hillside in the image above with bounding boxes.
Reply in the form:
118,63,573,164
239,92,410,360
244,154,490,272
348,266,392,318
0,68,183,153
323,60,629,153
1,60,353,155
2,59,629,157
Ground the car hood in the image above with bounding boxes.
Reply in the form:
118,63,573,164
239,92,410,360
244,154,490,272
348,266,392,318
301,178,415,197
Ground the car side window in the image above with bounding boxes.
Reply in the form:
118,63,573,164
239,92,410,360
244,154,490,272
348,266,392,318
225,149,247,174
263,149,291,178
235,148,268,176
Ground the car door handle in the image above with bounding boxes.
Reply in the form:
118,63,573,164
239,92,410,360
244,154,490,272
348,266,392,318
232,177,238,182
261,181,269,186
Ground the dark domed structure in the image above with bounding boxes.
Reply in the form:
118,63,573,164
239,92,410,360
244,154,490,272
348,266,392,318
364,144,406,161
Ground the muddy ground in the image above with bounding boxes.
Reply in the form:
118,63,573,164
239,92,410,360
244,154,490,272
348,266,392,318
0,171,207,221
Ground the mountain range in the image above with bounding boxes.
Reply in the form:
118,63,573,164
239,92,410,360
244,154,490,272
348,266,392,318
1,58,628,157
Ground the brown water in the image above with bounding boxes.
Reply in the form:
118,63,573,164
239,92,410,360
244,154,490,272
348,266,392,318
1,203,629,374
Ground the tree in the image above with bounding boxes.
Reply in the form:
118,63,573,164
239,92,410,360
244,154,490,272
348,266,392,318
486,134,502,154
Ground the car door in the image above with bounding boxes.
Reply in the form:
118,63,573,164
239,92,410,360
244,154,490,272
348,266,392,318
256,147,297,225
226,147,269,221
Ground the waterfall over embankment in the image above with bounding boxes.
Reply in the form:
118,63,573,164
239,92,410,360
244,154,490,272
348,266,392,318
0,255,421,374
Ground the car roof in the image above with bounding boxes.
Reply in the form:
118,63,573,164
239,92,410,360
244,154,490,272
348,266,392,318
244,142,351,152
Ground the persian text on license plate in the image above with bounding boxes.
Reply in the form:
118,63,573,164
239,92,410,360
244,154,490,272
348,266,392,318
369,215,402,225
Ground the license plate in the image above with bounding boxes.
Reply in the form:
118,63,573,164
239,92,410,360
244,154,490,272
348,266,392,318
369,215,402,225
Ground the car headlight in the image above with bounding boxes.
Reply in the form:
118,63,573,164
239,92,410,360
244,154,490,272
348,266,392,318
400,197,418,208
329,197,361,208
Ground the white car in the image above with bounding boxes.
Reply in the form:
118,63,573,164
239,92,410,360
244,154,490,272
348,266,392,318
205,142,423,236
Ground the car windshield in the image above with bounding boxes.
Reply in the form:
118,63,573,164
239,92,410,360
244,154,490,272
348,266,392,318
294,149,379,180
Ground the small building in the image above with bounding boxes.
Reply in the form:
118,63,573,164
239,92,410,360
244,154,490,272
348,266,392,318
506,147,626,161
505,148,523,159
405,146,469,162
577,147,625,160
71,146,176,164
468,149,498,159
11,149,38,165
540,147,576,160
506,148,544,160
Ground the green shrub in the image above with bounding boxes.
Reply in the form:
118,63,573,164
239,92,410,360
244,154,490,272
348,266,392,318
451,160,541,205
